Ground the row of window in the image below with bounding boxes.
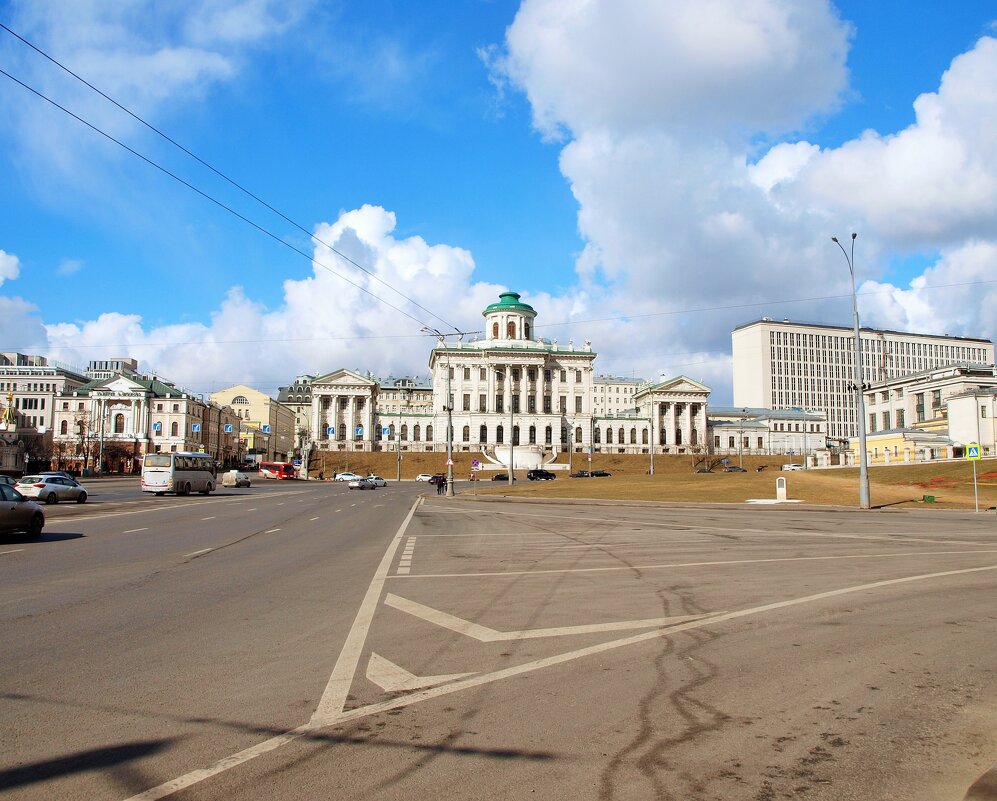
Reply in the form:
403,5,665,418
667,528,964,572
0,382,59,392
447,367,585,383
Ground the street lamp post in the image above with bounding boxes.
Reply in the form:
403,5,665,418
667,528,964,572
422,327,456,497
649,401,655,476
832,232,872,509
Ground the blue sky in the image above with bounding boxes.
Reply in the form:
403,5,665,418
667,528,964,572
1,1,996,402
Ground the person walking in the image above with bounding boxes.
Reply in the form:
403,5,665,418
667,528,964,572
436,477,445,495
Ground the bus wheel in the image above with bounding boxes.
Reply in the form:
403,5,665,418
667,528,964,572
200,483,212,495
179,483,189,496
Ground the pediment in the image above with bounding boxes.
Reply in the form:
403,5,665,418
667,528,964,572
643,375,711,395
95,375,146,394
312,368,377,388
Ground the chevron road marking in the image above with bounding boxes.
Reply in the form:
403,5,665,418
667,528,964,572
365,652,474,692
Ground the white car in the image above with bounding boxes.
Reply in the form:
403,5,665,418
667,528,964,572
335,472,364,482
348,478,376,490
414,473,434,482
367,476,387,487
781,463,804,471
15,475,88,504
222,470,252,488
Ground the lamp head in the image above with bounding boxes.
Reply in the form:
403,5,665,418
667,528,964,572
831,236,839,243
851,232,857,240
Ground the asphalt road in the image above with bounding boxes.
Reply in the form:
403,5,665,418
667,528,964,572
2,484,995,800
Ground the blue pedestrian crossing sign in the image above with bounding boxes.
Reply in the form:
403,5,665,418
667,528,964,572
327,426,335,436
261,424,271,434
381,427,390,436
966,443,981,460
224,423,233,433
191,423,201,433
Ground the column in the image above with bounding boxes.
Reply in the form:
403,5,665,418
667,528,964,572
682,402,692,448
311,394,320,442
347,394,356,449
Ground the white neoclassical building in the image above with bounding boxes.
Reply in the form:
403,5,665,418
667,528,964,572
305,292,716,464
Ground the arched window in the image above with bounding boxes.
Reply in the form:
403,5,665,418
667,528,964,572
675,429,683,445
506,321,516,339
512,425,520,445
691,428,698,445
496,425,504,444
575,427,582,443
479,424,488,443
525,322,531,339
413,424,421,442
492,322,499,339
388,423,396,440
606,427,613,444
545,426,552,445
594,427,601,444
171,421,179,437
114,413,125,434
642,429,649,444
462,425,470,442
339,423,347,441
401,424,408,441
232,395,249,405
528,425,536,444
630,428,637,444
60,420,68,435
426,424,433,441
618,427,625,444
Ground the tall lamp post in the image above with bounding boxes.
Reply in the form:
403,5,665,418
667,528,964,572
422,327,457,497
832,233,871,509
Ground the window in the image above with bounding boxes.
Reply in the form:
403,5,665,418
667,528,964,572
560,370,566,382
983,406,988,419
496,395,504,413
528,368,536,382
462,425,470,442
480,368,486,381
60,420,68,435
173,403,179,412
463,367,470,380
575,370,582,382
463,394,470,412
114,413,125,433
512,395,520,413
545,426,552,445
757,437,763,448
543,395,552,413
574,396,582,413
575,427,582,444
544,369,552,382
507,321,516,338
171,421,179,437
480,425,488,442
492,322,499,338
512,368,520,381
527,396,536,413
528,425,536,444
479,393,486,412
496,425,504,444
728,437,735,448
525,323,531,339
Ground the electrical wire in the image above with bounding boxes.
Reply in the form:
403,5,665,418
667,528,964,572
0,63,462,335
0,21,461,336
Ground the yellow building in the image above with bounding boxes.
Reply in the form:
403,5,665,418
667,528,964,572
209,385,295,461
848,428,953,465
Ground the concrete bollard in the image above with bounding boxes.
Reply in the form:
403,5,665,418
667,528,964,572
776,477,787,502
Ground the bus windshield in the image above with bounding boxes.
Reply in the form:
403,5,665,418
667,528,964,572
144,454,172,468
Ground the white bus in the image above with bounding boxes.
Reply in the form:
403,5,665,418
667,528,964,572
141,452,217,496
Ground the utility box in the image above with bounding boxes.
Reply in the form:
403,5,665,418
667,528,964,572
776,477,787,502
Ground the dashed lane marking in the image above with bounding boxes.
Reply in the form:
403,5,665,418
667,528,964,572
310,517,319,521
265,528,281,533
184,548,212,558
123,528,147,534
0,549,24,556
201,517,215,521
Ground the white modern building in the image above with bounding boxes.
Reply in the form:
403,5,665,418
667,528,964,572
707,407,828,461
947,387,996,455
732,318,994,443
593,375,643,416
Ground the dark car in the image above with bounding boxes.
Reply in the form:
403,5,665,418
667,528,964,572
428,474,446,485
0,484,45,538
590,470,612,477
569,470,590,478
527,469,556,481
695,468,713,474
491,474,516,481
723,466,747,473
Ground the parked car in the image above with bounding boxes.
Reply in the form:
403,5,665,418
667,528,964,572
590,470,612,477
0,475,16,486
570,470,590,478
39,471,75,480
0,484,45,538
367,476,387,487
428,474,446,485
335,472,364,482
348,477,376,490
695,468,713,474
723,466,747,473
527,469,556,481
15,475,88,504
222,470,252,488
491,474,516,482
415,474,434,482
781,463,804,471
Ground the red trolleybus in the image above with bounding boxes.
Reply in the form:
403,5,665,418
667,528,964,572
258,461,296,479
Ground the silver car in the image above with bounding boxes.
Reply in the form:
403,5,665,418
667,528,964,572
0,484,45,538
0,475,16,486
15,475,88,504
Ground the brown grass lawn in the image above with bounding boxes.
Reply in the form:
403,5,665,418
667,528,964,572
309,450,997,511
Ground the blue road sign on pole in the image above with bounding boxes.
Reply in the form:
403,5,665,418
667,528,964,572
192,423,201,433
381,427,390,436
224,423,233,433
261,424,271,434
327,426,335,436
152,422,161,432
355,425,363,436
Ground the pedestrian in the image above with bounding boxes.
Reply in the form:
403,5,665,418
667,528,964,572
318,471,324,481
436,478,444,495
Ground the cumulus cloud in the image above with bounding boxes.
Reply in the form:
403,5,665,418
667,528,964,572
0,249,20,286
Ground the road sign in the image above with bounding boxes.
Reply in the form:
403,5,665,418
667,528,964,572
381,427,390,436
192,423,201,433
721,458,729,465
472,459,480,467
446,459,453,466
355,425,363,436
966,443,981,460
292,459,302,466
223,423,233,433
261,424,271,434
471,464,481,471
327,426,335,436
152,421,161,432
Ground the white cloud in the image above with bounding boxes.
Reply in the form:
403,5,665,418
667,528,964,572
56,259,83,276
0,249,20,286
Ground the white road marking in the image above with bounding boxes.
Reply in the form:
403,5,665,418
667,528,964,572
201,517,216,521
247,508,257,512
397,567,410,575
265,528,281,533
123,528,148,534
335,509,342,513
385,593,714,641
309,497,422,726
184,548,212,558
310,517,319,521
0,549,24,556
391,548,997,579
122,562,997,801
366,652,473,692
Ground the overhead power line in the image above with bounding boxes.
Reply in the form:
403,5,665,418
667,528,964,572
0,25,460,334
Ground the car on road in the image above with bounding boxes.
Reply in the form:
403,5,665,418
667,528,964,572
367,476,387,487
15,475,88,504
222,470,252,488
428,474,446,485
414,474,434,482
527,469,556,481
0,484,45,538
40,471,76,480
695,468,713,474
490,473,516,482
0,475,16,486
348,477,376,490
723,466,747,473
570,470,590,478
781,463,804,471
335,472,364,482
590,470,612,477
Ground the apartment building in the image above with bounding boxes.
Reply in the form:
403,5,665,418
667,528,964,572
592,375,643,416
732,318,994,442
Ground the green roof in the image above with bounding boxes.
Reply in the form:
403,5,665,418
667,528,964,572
483,291,536,316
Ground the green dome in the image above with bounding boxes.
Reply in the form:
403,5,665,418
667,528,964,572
482,291,536,316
